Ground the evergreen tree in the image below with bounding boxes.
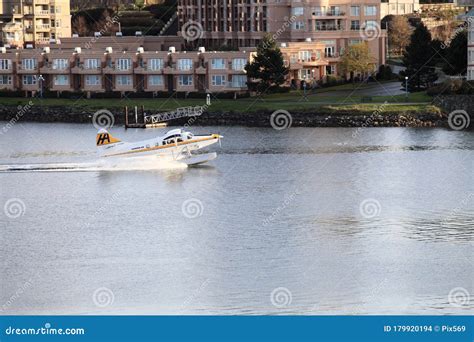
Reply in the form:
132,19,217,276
401,22,438,91
442,30,467,76
245,35,289,93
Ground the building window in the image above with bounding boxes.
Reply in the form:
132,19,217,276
311,6,325,16
364,6,377,16
292,7,304,16
292,21,305,30
148,75,164,86
350,6,360,16
329,6,340,15
148,58,163,71
85,75,100,86
231,75,246,88
351,20,360,30
232,58,247,71
52,58,68,70
325,46,336,58
22,58,37,70
84,58,100,69
116,58,131,70
0,59,11,70
178,75,193,86
365,20,378,29
53,75,69,86
326,65,336,75
349,39,362,45
211,58,226,69
298,51,312,62
22,75,37,85
299,69,312,79
0,75,12,85
117,75,132,86
211,75,226,86
177,59,193,71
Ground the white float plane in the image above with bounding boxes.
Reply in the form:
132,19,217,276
96,128,222,165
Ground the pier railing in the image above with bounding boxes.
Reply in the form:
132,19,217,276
144,106,204,124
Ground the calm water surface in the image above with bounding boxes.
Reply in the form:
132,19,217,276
0,123,473,315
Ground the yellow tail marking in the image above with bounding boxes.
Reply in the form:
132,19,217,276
96,133,121,146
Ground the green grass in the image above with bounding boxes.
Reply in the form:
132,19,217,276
0,90,434,114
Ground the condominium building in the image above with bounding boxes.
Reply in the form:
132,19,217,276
465,7,474,80
178,0,387,70
0,38,344,96
0,0,71,48
0,45,251,96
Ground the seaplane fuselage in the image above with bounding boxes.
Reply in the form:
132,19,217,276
96,129,222,162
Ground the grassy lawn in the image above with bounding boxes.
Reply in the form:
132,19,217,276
0,90,434,114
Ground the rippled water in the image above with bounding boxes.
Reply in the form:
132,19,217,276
0,123,473,315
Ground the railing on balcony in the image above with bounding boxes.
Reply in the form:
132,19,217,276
326,11,345,16
324,52,340,58
35,10,50,15
315,25,343,31
35,37,50,43
36,24,50,30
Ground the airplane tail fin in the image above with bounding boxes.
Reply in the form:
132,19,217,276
96,129,121,147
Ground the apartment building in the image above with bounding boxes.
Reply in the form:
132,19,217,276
465,7,474,80
178,0,387,70
0,46,252,96
0,0,71,48
380,0,420,18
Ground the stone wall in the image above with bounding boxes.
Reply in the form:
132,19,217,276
0,104,448,128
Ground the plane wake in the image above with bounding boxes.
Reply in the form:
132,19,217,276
0,155,187,173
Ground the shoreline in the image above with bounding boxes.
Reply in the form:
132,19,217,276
0,104,451,128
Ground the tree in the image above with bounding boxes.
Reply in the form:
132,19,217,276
339,42,376,82
442,30,467,76
400,22,438,91
245,35,289,93
134,0,145,11
387,16,412,56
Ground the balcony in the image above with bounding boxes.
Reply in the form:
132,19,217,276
35,10,50,16
71,65,102,74
35,24,50,31
324,52,340,59
326,11,345,17
315,25,343,31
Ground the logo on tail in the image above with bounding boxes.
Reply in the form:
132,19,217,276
96,129,121,146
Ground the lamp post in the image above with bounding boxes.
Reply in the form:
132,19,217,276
405,76,408,101
38,74,45,98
